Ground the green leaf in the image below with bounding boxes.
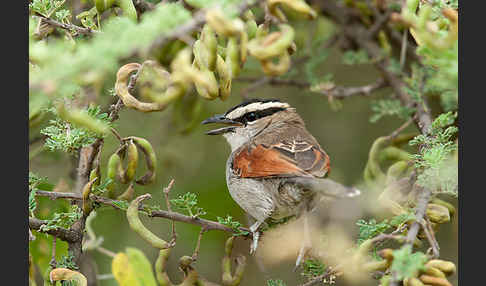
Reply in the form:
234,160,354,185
267,279,286,286
356,219,391,244
170,192,206,217
39,205,83,232
301,259,326,279
217,215,249,236
390,245,427,280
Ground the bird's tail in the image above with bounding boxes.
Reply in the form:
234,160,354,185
286,177,361,198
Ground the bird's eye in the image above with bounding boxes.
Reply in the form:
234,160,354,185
246,112,257,122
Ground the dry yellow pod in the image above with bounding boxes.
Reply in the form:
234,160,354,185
426,204,450,224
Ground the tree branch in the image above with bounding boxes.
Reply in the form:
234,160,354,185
34,15,99,36
34,190,250,235
29,217,81,243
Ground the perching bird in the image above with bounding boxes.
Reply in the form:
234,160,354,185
202,99,360,267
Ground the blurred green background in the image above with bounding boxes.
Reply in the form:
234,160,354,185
29,45,458,286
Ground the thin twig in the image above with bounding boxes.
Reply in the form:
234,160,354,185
50,236,57,269
399,29,409,69
96,246,117,258
191,227,208,261
386,117,414,140
163,179,177,246
420,218,440,258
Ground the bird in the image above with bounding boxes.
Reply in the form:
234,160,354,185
202,98,360,267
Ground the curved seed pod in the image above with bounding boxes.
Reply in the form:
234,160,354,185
82,177,98,215
418,275,452,286
226,37,240,77
426,204,450,224
267,0,317,19
128,136,157,185
50,268,87,286
423,266,446,278
430,198,455,218
216,55,232,101
117,183,135,201
123,140,139,183
173,48,218,95
425,260,456,276
260,50,290,76
115,63,173,112
107,152,121,198
248,24,295,60
127,194,169,249
201,25,217,71
155,249,172,286
205,8,245,37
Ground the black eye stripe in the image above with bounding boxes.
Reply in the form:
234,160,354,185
234,107,285,123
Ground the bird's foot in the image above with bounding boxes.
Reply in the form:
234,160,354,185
249,221,263,255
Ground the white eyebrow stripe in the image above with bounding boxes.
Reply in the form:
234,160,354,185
226,102,290,119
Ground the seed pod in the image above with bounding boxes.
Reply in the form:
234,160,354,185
426,204,450,224
406,277,425,286
418,275,452,286
216,55,232,101
89,165,101,190
226,37,240,77
193,62,220,100
50,268,87,286
118,183,135,201
423,266,446,278
363,259,389,272
127,194,169,249
95,0,116,13
245,15,258,39
430,198,455,218
378,248,394,263
129,137,157,185
267,0,317,19
425,260,456,276
260,50,290,76
205,8,245,37
248,24,295,60
193,39,209,70
115,63,173,112
121,140,139,183
82,177,98,215
107,152,121,198
200,25,217,71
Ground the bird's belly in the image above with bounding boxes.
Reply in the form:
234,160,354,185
226,166,309,222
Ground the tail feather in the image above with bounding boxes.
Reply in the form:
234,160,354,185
286,177,361,198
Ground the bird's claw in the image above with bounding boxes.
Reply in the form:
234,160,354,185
249,230,260,255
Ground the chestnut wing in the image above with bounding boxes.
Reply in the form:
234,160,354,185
232,141,330,178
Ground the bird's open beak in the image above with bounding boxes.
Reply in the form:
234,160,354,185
201,114,243,135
